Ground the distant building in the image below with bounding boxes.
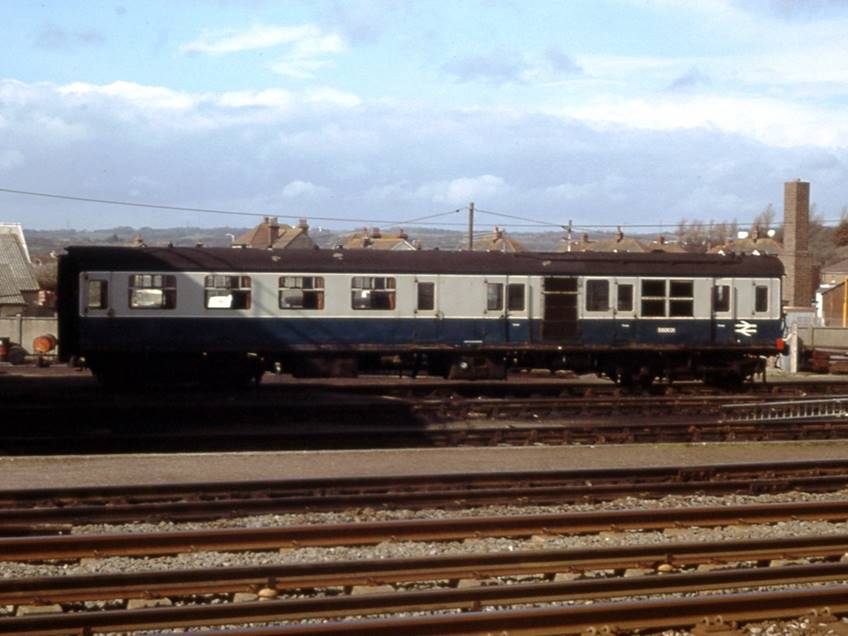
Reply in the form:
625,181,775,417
817,282,848,326
707,227,783,257
0,223,39,317
820,257,848,286
339,228,418,250
563,228,683,253
645,235,685,253
233,217,316,250
471,227,526,253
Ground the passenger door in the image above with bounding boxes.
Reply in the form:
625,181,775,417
542,277,579,341
80,273,112,318
413,275,441,343
711,277,735,344
79,272,114,348
483,275,508,343
613,277,637,344
505,277,529,343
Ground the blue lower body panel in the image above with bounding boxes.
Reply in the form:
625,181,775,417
79,316,782,353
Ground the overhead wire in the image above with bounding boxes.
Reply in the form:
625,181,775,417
0,187,467,228
1,185,844,232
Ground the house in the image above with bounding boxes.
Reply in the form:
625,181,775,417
707,227,783,257
820,257,848,287
562,228,684,253
816,282,848,326
232,217,316,250
338,228,418,250
471,227,526,253
0,223,39,317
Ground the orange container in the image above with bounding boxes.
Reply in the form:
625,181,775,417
32,334,57,354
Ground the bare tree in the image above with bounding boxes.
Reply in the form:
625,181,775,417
833,206,848,247
751,204,775,237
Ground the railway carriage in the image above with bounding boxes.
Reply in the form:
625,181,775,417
58,246,784,387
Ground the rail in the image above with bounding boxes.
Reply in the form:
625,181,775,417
721,395,848,422
5,583,848,635
4,532,848,606
5,459,848,528
5,500,848,561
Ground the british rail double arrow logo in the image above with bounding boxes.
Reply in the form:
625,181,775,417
734,320,757,337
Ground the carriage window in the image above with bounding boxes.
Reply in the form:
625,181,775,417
713,285,731,312
417,282,435,311
352,277,396,310
617,284,633,312
279,276,324,310
86,280,108,310
586,280,609,312
669,280,694,317
755,285,769,313
508,283,525,311
641,280,666,317
129,274,176,309
205,275,251,309
486,283,504,311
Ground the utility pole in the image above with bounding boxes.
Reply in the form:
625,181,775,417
467,202,475,251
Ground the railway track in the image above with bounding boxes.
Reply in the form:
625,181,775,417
6,529,848,633
5,457,848,633
5,459,848,529
4,532,848,606
5,499,848,561
7,392,848,454
3,564,848,635
5,413,848,454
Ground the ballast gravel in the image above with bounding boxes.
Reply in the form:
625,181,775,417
4,489,848,634
3,488,848,580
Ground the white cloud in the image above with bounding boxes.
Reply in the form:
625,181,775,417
420,175,512,206
3,78,847,232
281,180,329,198
217,89,295,110
559,95,848,148
305,87,362,108
59,80,197,110
181,24,321,54
181,23,347,80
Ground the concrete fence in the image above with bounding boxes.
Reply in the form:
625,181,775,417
0,316,58,352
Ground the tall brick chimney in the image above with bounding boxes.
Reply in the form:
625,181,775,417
782,180,814,307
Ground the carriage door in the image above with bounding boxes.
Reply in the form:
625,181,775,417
483,275,508,343
80,273,112,317
505,277,529,343
711,278,735,344
542,277,579,341
612,277,637,344
413,276,441,343
80,272,114,344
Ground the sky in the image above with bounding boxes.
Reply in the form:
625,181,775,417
1,0,847,233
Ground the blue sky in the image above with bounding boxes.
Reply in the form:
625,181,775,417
1,0,847,232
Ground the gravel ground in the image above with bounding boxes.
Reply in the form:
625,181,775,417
4,488,848,634
3,487,848,579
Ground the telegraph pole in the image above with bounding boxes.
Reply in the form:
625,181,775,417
467,201,475,250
